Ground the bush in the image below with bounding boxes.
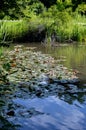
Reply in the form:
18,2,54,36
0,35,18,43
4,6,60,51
76,3,86,15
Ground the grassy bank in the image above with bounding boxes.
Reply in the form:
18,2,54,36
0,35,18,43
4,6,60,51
0,14,86,46
0,20,29,43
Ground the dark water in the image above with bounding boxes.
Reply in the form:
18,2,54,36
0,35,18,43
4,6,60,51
1,43,86,130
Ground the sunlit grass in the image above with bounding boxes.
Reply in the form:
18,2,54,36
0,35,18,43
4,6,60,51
0,13,86,45
0,20,29,43
56,14,86,42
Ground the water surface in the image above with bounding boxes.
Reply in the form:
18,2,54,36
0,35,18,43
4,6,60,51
10,43,86,130
24,43,86,81
13,95,86,130
1,43,86,130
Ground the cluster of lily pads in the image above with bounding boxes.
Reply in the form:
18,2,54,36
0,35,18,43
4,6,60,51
0,45,77,84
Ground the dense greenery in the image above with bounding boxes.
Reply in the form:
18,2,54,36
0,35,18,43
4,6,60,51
0,0,86,44
0,0,86,18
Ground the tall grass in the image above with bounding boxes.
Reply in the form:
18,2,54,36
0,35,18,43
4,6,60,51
58,20,86,42
0,20,29,44
53,14,86,43
39,11,86,43
0,13,86,45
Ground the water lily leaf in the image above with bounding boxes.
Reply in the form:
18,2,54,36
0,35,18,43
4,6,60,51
3,62,11,71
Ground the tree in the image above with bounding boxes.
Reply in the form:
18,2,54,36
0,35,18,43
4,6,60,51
0,0,23,19
72,0,86,11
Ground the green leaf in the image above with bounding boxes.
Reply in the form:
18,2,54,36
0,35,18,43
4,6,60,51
3,62,11,71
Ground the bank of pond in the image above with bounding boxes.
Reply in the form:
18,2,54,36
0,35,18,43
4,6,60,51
0,14,86,47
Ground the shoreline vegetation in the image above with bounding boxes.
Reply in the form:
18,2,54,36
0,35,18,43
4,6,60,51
0,1,86,129
0,0,86,46
0,14,86,46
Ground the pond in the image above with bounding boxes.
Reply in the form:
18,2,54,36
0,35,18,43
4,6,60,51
0,43,86,130
25,43,86,82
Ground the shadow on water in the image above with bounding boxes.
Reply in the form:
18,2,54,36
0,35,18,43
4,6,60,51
0,44,86,130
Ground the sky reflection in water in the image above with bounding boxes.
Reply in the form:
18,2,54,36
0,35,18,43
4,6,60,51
10,44,86,130
13,96,86,130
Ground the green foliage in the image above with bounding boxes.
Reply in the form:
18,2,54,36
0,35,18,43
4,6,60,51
54,14,86,42
3,62,11,71
0,20,29,44
0,0,86,19
0,0,86,43
56,1,66,11
0,12,86,44
76,3,86,15
27,2,45,15
72,0,86,11
0,0,23,19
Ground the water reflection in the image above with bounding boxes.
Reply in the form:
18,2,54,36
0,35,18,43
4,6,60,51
0,43,86,130
26,43,86,81
58,90,86,105
13,96,86,130
44,45,86,81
